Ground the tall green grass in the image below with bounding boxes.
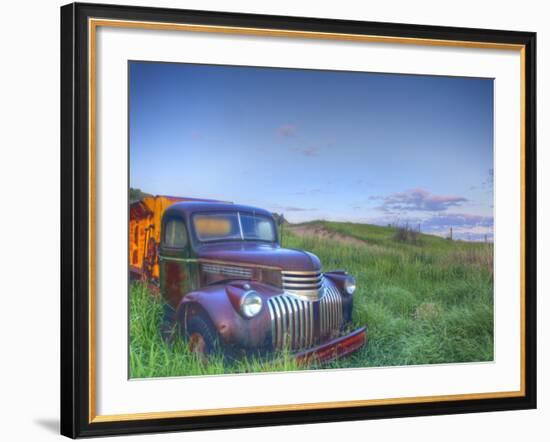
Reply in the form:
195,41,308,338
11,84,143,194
130,283,302,378
130,221,493,378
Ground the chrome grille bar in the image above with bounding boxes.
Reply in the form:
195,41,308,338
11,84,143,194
281,270,324,300
320,282,343,338
267,279,344,351
202,263,252,279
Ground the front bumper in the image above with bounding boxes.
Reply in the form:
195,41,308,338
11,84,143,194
294,326,367,364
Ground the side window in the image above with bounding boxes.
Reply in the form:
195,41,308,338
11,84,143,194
164,219,188,248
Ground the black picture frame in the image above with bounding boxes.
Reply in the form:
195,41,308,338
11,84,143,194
61,2,537,438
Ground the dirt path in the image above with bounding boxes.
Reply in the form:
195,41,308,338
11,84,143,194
285,224,367,247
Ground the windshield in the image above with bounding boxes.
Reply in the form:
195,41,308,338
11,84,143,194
193,212,277,243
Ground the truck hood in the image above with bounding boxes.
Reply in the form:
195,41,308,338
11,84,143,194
195,242,321,272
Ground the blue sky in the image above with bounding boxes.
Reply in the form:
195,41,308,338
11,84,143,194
129,62,494,241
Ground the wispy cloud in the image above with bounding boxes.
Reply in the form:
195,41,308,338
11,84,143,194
365,212,494,241
371,188,467,213
269,203,317,212
277,124,296,138
292,188,324,196
301,146,321,157
289,144,324,157
422,213,494,241
421,213,493,229
284,206,317,212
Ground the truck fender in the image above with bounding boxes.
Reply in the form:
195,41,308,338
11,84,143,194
175,284,272,350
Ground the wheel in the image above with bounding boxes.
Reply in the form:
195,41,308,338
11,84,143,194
185,314,220,361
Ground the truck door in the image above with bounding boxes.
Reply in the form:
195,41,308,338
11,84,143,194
159,217,192,308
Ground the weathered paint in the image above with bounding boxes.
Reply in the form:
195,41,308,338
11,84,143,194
129,195,223,280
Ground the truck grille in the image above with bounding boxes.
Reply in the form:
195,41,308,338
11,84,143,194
281,270,324,301
267,294,315,350
201,263,252,279
267,279,344,351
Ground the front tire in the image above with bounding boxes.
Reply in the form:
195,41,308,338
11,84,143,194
185,314,220,360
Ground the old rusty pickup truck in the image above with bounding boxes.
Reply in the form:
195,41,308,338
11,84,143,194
130,196,366,363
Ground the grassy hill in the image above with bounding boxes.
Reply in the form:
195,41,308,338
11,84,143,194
282,221,493,369
129,220,493,378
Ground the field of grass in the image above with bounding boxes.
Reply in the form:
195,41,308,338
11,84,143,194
129,221,493,378
130,282,303,378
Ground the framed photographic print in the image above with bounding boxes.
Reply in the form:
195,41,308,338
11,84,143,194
60,2,537,438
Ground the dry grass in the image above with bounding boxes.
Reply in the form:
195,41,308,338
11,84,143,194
443,244,494,277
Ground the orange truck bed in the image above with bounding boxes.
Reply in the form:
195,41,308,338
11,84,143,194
129,195,224,281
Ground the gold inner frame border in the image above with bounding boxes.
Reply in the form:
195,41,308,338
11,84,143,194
87,17,527,424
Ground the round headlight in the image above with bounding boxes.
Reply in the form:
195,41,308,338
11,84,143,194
344,275,356,295
240,291,263,318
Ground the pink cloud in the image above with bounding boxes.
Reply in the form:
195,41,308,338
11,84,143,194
372,188,467,212
301,146,320,157
277,124,296,138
